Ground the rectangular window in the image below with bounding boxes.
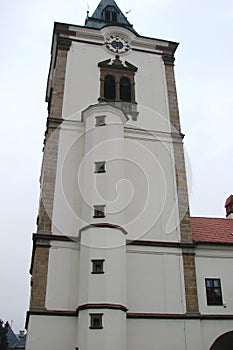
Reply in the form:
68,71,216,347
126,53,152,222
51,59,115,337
95,116,106,126
95,161,106,173
90,314,103,329
93,205,105,218
105,11,110,21
92,259,105,274
111,12,117,22
205,278,223,305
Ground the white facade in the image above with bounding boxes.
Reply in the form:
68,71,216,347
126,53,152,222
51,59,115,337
25,2,233,350
27,240,233,350
196,246,233,315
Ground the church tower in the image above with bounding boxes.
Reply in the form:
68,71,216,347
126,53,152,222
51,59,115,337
25,1,200,349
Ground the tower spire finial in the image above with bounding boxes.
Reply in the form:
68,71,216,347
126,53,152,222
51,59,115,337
86,2,89,19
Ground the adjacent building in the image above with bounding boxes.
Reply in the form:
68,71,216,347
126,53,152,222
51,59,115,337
6,323,26,349
25,1,233,349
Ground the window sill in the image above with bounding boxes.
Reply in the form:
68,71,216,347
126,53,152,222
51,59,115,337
89,327,103,330
91,272,104,274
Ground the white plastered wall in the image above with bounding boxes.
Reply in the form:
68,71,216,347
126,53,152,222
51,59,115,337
124,133,180,242
51,121,84,236
26,315,77,350
126,246,186,313
196,246,233,314
127,318,202,350
46,240,80,310
127,318,233,350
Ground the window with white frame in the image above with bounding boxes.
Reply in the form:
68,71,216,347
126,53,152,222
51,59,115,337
205,278,223,305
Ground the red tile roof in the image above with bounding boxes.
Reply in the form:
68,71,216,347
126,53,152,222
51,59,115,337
191,217,233,243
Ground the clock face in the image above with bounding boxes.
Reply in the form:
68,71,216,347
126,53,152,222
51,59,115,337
105,35,130,53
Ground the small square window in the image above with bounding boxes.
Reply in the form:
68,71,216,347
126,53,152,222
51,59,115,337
95,161,106,173
93,205,105,218
205,278,223,306
90,314,103,329
92,259,105,274
95,116,106,126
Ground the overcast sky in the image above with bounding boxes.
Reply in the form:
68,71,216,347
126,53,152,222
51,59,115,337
0,0,232,333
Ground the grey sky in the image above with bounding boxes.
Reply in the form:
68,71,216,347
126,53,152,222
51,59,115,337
0,0,232,333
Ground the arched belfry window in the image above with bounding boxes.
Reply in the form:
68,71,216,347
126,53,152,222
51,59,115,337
104,75,115,100
98,56,137,103
103,6,118,22
98,56,138,120
120,77,131,102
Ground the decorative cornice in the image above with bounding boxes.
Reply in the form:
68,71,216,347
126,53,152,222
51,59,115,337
35,243,51,249
80,223,128,236
127,312,233,320
182,249,196,255
28,308,77,316
131,47,163,56
53,21,178,48
25,309,77,329
98,55,138,72
57,37,72,51
31,235,233,250
81,102,129,123
46,117,64,128
32,232,78,243
127,239,195,249
199,314,233,320
43,118,64,148
30,233,79,275
77,303,128,313
162,54,175,66
127,312,200,319
62,37,104,47
156,42,178,56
